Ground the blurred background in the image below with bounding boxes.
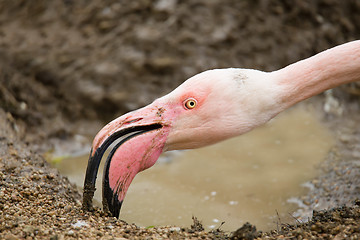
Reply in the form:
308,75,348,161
1,0,359,140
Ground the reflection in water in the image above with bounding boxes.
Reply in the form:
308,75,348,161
56,105,333,231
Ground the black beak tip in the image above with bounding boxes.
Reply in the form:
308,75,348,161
82,123,163,217
103,146,123,218
82,149,99,212
82,150,123,218
82,182,96,212
102,187,123,218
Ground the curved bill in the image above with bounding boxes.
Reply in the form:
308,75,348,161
82,104,172,217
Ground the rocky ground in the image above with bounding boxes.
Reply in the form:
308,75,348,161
1,0,360,239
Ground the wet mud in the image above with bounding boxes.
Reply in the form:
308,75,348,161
1,0,360,239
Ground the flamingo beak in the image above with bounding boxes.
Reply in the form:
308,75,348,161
82,103,173,218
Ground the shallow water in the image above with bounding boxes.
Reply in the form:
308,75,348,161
56,105,333,231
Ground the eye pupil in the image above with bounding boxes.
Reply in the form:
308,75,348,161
184,98,197,109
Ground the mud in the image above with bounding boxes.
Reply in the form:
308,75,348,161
1,0,360,239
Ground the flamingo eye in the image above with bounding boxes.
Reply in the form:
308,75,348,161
184,98,197,109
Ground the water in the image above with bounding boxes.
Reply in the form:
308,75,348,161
55,105,333,231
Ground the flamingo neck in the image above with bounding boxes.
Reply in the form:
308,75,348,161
271,40,360,110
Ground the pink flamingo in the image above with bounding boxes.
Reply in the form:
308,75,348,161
83,40,360,217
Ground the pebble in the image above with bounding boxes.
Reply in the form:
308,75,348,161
31,173,41,180
169,227,180,232
66,230,75,236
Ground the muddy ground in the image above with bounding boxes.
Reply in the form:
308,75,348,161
1,0,360,239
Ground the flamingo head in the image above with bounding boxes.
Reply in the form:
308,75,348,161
82,68,282,217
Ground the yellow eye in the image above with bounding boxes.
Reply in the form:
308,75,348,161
184,98,197,109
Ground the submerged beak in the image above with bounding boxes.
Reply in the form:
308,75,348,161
82,102,173,218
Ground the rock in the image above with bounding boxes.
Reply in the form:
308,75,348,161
154,0,177,12
230,222,260,240
94,62,120,76
4,233,18,240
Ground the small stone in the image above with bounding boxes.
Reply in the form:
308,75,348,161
47,173,55,179
48,211,56,217
66,230,75,236
4,233,18,240
94,62,120,76
310,223,323,233
64,205,71,212
170,227,181,232
339,134,352,143
23,225,35,234
49,235,58,240
31,173,41,180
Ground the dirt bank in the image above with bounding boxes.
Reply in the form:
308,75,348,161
1,0,360,239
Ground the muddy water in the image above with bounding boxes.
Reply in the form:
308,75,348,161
56,105,333,231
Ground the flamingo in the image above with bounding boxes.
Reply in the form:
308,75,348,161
83,40,360,218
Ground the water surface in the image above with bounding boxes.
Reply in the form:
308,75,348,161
56,105,333,231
